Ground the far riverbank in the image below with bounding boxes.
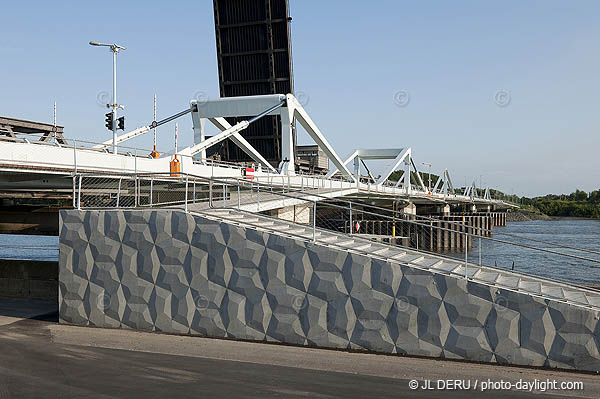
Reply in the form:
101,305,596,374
506,209,552,222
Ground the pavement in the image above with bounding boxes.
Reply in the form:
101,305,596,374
0,296,599,398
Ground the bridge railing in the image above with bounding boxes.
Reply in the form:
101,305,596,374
0,132,251,176
73,171,600,290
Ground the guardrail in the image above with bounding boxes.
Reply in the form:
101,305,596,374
0,132,253,174
73,171,600,287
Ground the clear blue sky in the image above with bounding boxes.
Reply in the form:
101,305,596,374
1,0,598,197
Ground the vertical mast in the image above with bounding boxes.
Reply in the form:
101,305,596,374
175,123,178,157
53,101,57,141
153,94,157,149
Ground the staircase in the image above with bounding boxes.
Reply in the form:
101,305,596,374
194,207,600,311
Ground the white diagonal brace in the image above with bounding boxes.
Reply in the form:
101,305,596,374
186,121,249,156
287,95,355,181
376,147,411,185
432,171,443,193
209,117,277,172
325,150,358,179
445,169,455,194
410,158,427,191
186,100,285,157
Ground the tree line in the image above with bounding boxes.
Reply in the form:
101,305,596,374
386,170,599,218
492,189,600,218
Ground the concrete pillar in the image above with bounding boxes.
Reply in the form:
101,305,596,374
449,218,456,250
439,204,451,216
270,204,311,224
402,202,417,216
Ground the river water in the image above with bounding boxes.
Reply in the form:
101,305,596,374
474,219,600,286
0,219,598,286
0,234,59,262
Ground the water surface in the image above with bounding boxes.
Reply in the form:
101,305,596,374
0,219,598,287
0,234,59,261
474,219,600,286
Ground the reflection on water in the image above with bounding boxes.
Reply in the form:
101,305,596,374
0,234,59,261
472,219,600,286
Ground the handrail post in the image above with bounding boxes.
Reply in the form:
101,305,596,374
237,185,241,210
349,202,353,235
464,231,468,279
193,180,196,204
478,235,482,266
209,180,213,208
116,177,121,208
77,175,82,209
149,179,153,206
73,140,78,174
257,182,260,211
312,200,317,242
134,176,138,207
185,175,189,212
72,176,76,208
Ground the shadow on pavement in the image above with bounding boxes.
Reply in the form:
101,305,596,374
0,296,58,322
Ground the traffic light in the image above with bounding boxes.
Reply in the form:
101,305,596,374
105,112,113,131
117,116,125,130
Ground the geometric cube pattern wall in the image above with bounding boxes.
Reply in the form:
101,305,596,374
59,209,600,372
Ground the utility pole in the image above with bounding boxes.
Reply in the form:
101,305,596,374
150,94,160,158
53,102,57,141
89,41,126,154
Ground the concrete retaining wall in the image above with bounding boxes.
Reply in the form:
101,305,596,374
59,209,600,372
0,259,58,300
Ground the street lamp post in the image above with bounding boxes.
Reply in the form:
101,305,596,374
89,41,126,154
422,162,432,193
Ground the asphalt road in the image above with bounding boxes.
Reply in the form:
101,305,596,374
0,297,598,398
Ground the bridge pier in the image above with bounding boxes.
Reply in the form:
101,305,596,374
438,204,451,216
402,202,416,216
269,204,312,224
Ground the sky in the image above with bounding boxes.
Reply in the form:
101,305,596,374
0,0,598,197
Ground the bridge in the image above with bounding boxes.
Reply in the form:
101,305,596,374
3,93,599,373
0,94,510,214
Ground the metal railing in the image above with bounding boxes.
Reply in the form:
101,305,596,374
0,132,252,176
73,171,600,288
1,132,514,210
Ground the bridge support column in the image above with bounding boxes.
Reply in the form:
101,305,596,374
269,204,311,224
442,220,450,249
402,202,416,216
438,204,451,216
